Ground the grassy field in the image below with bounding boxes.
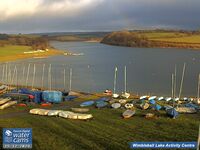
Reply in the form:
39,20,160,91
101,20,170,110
150,35,200,43
137,32,186,39
137,32,200,44
0,98,199,150
0,45,62,62
0,45,31,57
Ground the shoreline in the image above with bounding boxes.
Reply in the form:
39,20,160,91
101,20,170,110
0,48,63,63
100,42,200,51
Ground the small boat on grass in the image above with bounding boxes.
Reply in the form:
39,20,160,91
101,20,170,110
148,96,157,101
112,93,119,99
153,104,162,111
64,95,78,101
80,101,95,107
166,108,178,118
185,103,200,110
71,108,90,113
165,97,172,102
121,92,130,99
149,99,156,105
140,95,148,100
118,99,127,104
111,103,121,109
140,103,150,110
30,109,50,116
145,113,156,119
164,105,173,110
176,107,197,114
0,97,11,105
122,109,136,119
125,103,134,109
48,110,62,116
0,101,17,110
158,97,164,101
96,101,108,108
58,111,93,120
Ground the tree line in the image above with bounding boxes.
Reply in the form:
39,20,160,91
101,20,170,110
0,34,49,50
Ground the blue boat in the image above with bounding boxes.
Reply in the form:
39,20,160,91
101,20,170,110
95,97,109,103
166,108,179,118
80,101,95,107
185,103,199,109
153,104,162,111
96,101,108,108
164,105,173,110
149,99,156,105
64,95,78,101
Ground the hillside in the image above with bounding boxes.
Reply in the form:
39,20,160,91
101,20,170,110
101,30,200,49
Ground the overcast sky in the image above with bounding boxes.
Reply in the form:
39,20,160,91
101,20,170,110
0,0,200,33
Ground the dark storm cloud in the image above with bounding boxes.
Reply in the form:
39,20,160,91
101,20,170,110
0,0,199,33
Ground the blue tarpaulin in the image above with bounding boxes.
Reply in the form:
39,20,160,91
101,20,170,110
42,91,62,103
33,91,43,103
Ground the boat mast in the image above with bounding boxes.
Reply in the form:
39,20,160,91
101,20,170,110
16,65,18,89
32,64,36,89
174,64,177,98
7,64,11,89
26,64,31,87
124,66,127,93
178,63,186,100
5,63,8,85
69,68,72,91
48,64,52,91
2,64,5,84
171,73,174,98
22,65,25,87
41,64,45,89
11,65,16,85
172,73,175,107
63,68,66,91
113,67,118,94
197,74,200,103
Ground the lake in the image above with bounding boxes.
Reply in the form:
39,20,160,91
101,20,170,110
1,41,200,97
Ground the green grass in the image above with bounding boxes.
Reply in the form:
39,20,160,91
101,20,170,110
151,35,200,43
138,32,186,39
0,99,199,150
0,45,31,57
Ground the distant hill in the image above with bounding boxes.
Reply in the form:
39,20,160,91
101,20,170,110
101,30,200,49
101,31,151,47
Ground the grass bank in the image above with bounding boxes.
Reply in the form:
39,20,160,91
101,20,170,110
0,98,199,150
0,45,63,62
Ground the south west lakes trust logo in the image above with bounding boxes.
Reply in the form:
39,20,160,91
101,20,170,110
2,128,32,149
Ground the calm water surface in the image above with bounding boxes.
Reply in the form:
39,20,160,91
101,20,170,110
1,41,200,97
